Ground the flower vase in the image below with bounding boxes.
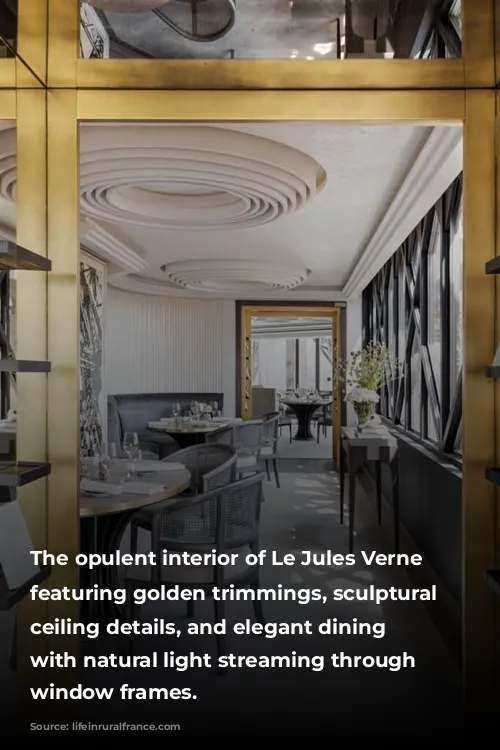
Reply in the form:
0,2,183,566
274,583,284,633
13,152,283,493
353,402,374,432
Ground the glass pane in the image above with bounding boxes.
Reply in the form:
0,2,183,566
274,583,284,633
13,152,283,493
398,262,406,361
285,338,296,390
388,267,395,354
427,215,442,389
427,402,438,443
410,335,420,433
450,200,463,390
0,0,17,57
79,0,462,60
454,419,463,454
449,0,461,37
319,337,333,391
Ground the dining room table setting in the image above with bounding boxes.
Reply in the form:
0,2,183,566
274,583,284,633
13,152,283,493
78,446,191,626
279,389,332,441
147,400,243,448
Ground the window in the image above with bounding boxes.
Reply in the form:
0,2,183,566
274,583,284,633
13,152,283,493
427,216,442,388
410,335,421,433
450,200,463,390
362,173,463,461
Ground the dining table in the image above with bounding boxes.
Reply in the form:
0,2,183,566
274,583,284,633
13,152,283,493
79,464,191,627
280,399,332,440
147,417,242,449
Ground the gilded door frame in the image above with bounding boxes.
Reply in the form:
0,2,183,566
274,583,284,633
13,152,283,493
240,305,341,465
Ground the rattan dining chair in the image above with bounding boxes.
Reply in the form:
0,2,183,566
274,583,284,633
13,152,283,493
316,403,333,442
129,444,237,558
255,411,281,487
125,473,266,669
278,402,293,443
207,420,263,478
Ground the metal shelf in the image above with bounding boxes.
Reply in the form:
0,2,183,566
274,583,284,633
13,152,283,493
485,570,500,597
485,257,500,275
0,360,51,373
0,461,51,487
0,240,51,272
0,566,51,610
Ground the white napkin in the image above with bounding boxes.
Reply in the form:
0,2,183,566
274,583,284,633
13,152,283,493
124,460,185,473
122,482,164,495
80,479,122,495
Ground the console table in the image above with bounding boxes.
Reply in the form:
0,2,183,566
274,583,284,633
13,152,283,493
339,426,399,553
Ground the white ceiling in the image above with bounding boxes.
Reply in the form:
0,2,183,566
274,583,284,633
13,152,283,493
0,120,463,299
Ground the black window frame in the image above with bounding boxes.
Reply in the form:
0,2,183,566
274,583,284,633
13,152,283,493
362,173,463,466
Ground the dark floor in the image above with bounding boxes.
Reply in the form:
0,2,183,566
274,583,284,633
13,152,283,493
76,456,463,738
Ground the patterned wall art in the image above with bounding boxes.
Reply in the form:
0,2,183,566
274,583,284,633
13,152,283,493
80,251,106,457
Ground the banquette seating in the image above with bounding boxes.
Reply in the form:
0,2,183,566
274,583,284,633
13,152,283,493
108,392,224,458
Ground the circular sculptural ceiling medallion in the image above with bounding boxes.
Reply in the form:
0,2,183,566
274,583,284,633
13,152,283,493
160,259,310,293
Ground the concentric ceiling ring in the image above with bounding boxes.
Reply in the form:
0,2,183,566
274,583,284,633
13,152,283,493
160,260,310,293
0,125,326,232
79,126,325,231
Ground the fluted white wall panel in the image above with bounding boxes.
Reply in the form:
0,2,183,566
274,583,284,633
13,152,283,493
106,289,236,415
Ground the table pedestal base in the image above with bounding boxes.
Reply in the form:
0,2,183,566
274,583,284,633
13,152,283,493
80,513,134,628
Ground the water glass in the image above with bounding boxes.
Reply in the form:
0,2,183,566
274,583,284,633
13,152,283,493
172,402,181,418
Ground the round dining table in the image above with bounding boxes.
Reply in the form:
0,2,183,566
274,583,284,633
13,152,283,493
79,466,191,626
147,418,241,449
280,399,332,440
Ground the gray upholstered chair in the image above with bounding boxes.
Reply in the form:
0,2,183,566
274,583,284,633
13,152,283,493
207,420,263,478
258,412,281,487
129,444,237,556
125,473,266,667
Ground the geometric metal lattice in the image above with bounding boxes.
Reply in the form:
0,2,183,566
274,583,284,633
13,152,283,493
363,173,463,459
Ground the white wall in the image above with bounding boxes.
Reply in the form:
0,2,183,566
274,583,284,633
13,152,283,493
106,289,236,416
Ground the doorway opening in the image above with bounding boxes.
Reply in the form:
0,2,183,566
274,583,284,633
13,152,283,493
239,305,341,465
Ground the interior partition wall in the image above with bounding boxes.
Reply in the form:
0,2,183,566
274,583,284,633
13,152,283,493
1,0,498,718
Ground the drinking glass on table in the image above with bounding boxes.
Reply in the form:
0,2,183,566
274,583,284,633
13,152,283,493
172,402,181,418
123,432,140,459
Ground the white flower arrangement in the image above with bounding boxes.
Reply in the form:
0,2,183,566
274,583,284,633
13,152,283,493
345,387,380,405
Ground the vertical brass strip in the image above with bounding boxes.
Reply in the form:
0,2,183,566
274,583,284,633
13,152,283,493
16,89,49,707
46,90,80,698
333,309,341,467
463,0,496,87
495,89,500,708
16,0,48,87
47,0,79,87
463,90,496,711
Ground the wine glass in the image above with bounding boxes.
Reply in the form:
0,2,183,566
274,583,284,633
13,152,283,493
212,401,219,417
172,402,181,418
123,432,139,460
